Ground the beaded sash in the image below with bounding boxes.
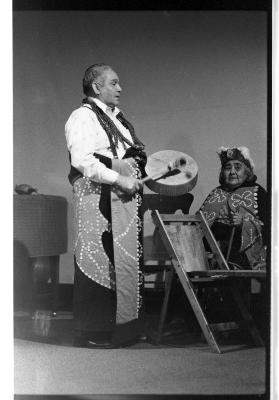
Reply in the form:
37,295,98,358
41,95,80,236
73,158,144,323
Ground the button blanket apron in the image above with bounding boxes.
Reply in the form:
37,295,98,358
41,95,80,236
73,157,144,325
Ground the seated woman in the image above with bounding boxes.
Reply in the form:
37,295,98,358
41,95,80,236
200,146,267,270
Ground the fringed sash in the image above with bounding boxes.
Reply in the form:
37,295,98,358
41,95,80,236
82,98,145,155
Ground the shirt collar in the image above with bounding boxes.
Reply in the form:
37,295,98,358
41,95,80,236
91,98,120,117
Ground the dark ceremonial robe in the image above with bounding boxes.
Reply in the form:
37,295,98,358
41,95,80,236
200,182,267,270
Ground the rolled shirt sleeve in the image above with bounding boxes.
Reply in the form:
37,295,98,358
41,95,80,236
65,107,119,185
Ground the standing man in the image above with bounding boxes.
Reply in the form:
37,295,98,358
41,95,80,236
65,64,147,348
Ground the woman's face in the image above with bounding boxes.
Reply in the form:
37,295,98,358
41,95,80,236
223,160,249,189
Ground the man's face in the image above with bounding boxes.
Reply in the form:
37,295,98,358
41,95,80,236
223,160,248,189
95,68,122,108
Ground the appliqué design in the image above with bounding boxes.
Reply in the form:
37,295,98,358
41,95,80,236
231,190,254,209
207,188,226,204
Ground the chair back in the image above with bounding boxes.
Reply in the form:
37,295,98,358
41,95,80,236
151,211,230,273
164,222,209,272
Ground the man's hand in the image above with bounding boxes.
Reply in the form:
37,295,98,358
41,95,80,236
114,175,142,196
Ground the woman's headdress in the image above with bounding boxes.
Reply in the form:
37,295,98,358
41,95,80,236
217,146,255,171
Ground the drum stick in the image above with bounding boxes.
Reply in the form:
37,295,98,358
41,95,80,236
141,156,187,184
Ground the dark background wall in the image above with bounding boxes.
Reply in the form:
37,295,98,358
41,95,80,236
13,10,267,283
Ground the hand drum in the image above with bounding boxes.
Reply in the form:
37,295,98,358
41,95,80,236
144,150,198,196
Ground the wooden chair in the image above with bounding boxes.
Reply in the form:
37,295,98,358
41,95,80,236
151,209,266,353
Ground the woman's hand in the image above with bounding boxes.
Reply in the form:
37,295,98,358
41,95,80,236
231,211,243,226
218,205,230,222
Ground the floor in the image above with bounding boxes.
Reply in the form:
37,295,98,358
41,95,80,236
14,308,267,397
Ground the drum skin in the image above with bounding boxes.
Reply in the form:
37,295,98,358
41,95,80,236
144,150,198,196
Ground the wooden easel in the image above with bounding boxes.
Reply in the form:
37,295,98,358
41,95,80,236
151,210,266,354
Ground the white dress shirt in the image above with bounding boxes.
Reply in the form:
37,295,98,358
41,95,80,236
65,98,133,185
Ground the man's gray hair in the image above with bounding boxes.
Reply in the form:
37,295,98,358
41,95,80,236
82,64,112,97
